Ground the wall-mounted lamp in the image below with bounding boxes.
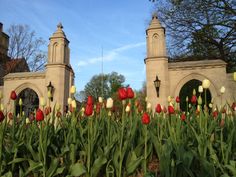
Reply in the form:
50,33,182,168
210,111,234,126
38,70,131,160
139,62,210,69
47,81,54,101
154,76,161,97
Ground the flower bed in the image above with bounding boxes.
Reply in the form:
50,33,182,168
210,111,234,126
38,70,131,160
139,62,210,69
0,88,236,177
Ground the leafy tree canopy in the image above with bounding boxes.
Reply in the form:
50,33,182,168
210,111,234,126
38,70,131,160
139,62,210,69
151,0,236,72
79,72,126,102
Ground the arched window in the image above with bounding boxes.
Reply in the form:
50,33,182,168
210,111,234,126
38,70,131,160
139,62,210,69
52,42,58,62
179,79,211,111
152,33,159,56
16,88,39,117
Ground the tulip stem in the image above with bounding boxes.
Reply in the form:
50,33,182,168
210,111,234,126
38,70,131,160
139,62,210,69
118,104,125,177
144,124,148,175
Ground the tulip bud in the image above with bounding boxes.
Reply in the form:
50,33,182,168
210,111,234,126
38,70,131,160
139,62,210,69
125,104,131,113
22,111,25,116
40,97,46,107
186,96,189,102
220,86,225,94
19,98,23,106
98,97,103,103
234,72,236,81
0,90,2,99
198,85,203,93
168,96,172,103
202,79,210,89
145,97,148,102
56,103,61,111
26,118,30,124
71,100,77,108
70,85,76,94
0,111,5,122
106,98,113,108
0,104,4,111
209,103,213,108
198,96,202,105
47,91,52,99
193,89,196,95
68,97,72,105
146,102,152,110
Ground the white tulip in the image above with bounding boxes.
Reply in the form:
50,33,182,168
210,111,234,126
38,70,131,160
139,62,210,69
40,97,46,107
71,100,77,108
70,85,76,94
147,102,152,110
47,91,52,99
19,98,23,106
106,98,113,108
0,104,4,111
202,79,210,89
234,72,236,81
56,103,61,111
98,97,103,103
26,118,30,124
125,105,131,112
220,86,225,94
68,97,72,105
198,85,203,93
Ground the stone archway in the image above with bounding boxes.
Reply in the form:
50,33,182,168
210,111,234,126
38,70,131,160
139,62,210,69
16,88,39,117
179,79,211,111
173,73,218,103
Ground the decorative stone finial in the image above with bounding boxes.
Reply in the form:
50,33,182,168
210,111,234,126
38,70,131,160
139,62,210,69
57,23,63,30
152,12,158,20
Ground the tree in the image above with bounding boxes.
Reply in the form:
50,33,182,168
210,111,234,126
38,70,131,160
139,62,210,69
152,0,236,71
80,72,126,101
7,24,47,71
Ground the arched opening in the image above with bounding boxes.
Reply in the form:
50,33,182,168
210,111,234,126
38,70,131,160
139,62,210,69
16,88,39,117
179,79,211,111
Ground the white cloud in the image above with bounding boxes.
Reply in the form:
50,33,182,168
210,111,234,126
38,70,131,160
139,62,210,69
78,42,145,67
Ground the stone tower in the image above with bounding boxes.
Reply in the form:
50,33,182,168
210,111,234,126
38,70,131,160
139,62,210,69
46,23,74,109
0,23,9,57
145,13,169,107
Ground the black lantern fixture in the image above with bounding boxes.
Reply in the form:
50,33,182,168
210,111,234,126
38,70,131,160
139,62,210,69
153,76,161,97
47,81,54,101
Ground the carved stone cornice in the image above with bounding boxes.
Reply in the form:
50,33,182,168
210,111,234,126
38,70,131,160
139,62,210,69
168,59,226,71
4,72,45,81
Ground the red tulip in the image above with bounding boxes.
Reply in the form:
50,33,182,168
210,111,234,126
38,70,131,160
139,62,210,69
181,113,186,121
10,91,17,100
44,107,51,116
212,110,218,118
168,105,175,114
127,87,134,99
155,104,162,113
96,103,101,114
8,112,13,120
87,96,93,105
176,96,180,103
36,109,44,121
220,119,225,128
85,104,93,116
56,111,62,118
135,100,140,107
232,102,236,111
142,112,150,125
118,87,127,100
191,95,197,104
0,111,5,122
163,106,167,113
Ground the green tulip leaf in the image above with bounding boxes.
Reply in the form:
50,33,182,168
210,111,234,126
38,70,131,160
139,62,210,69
46,158,59,177
91,156,107,177
69,162,86,176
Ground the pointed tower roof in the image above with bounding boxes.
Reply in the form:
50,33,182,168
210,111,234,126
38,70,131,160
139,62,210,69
146,13,165,34
148,13,163,29
50,22,67,39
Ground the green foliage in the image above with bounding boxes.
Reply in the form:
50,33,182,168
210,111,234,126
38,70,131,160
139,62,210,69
80,72,126,101
0,97,236,176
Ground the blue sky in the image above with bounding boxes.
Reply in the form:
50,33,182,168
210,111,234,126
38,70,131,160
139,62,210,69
0,0,155,92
